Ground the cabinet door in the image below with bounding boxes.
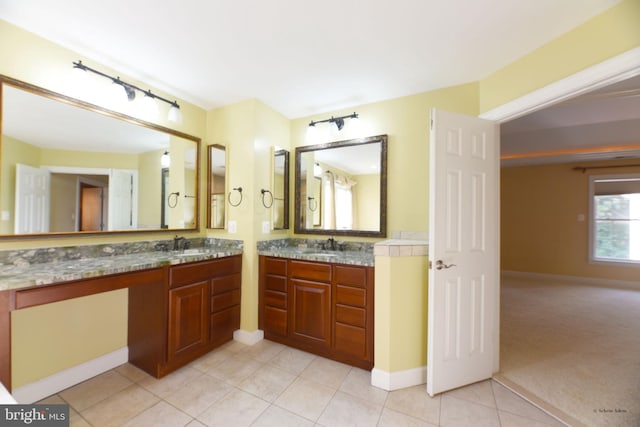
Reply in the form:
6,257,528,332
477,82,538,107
168,281,208,361
289,279,331,348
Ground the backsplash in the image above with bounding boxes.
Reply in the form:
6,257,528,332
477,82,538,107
0,238,243,267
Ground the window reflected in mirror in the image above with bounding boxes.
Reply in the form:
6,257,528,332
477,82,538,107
272,148,289,230
1,76,200,237
207,144,226,229
295,135,387,237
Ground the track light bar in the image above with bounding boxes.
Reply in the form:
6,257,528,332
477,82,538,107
72,60,181,119
309,112,358,131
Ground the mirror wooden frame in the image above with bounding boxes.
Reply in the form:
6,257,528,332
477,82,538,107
294,134,387,237
273,149,290,230
0,74,201,238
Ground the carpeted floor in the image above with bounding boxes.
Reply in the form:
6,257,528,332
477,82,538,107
499,277,640,427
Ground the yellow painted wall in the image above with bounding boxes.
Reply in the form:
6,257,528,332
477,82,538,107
480,0,640,113
11,289,128,388
354,174,380,230
375,256,429,372
502,160,640,283
206,99,290,332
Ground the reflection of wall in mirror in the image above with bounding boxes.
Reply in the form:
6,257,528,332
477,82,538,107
354,174,380,230
273,171,285,228
138,149,165,229
0,135,38,233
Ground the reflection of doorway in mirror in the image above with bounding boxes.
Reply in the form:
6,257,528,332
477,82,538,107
79,184,107,231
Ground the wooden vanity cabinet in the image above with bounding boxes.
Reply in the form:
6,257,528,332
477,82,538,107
130,254,242,377
259,256,373,369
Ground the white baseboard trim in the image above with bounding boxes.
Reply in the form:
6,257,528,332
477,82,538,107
233,329,264,346
371,366,427,391
12,347,128,404
501,270,640,291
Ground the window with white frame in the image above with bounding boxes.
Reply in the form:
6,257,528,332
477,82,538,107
590,174,640,264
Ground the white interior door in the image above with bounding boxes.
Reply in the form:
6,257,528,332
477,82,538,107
15,163,51,234
427,109,500,396
108,169,138,230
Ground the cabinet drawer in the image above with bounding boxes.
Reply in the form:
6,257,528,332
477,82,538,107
334,265,367,288
335,285,365,307
211,255,242,275
290,260,331,282
211,289,241,312
169,261,211,288
334,323,367,359
211,273,241,294
264,257,287,275
264,306,287,336
210,305,240,344
335,304,365,328
265,274,286,292
264,290,287,309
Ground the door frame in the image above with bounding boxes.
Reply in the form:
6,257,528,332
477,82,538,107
479,47,640,373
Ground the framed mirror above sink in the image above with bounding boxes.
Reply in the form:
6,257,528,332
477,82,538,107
294,134,387,237
0,75,200,237
207,144,226,229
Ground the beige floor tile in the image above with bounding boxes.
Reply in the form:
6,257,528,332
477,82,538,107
299,357,351,389
440,395,500,426
274,377,336,421
268,346,317,375
239,339,286,363
190,347,234,372
164,374,234,417
138,365,203,399
378,407,437,427
197,388,269,427
206,354,264,386
218,340,248,353
317,390,383,426
251,405,315,426
339,368,388,406
185,420,207,427
59,370,132,411
499,410,566,427
385,384,440,425
115,362,151,383
39,395,89,427
237,363,297,402
121,401,192,427
443,380,497,408
492,381,563,425
80,384,159,427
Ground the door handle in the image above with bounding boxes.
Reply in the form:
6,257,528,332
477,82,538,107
435,260,456,270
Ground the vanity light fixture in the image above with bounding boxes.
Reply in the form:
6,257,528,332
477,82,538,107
161,151,171,167
308,112,358,131
72,60,182,123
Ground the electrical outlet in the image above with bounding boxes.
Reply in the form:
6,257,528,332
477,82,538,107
262,221,270,233
228,220,237,233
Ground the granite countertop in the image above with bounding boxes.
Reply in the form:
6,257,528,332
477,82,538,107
0,248,243,292
257,247,374,267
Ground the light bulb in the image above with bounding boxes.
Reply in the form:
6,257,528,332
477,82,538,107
161,151,171,167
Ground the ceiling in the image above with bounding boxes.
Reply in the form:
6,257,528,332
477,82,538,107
501,74,640,166
0,0,621,119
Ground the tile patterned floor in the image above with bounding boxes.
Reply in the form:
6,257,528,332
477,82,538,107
39,340,565,426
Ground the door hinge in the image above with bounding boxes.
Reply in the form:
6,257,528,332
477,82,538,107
428,260,432,270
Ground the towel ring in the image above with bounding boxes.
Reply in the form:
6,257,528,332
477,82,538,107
229,187,243,207
308,196,318,212
260,189,274,208
168,191,180,208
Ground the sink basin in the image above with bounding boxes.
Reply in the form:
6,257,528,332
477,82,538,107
305,252,338,258
175,249,209,257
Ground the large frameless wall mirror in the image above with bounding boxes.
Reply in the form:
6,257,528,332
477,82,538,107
0,75,200,236
295,134,387,237
272,148,290,230
207,144,226,229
